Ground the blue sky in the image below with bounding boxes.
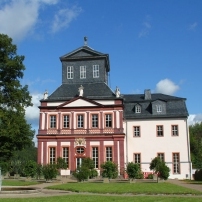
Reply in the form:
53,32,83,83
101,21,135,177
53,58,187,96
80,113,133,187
0,0,202,140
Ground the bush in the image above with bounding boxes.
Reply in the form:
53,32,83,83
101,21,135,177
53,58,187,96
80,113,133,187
24,160,37,178
89,169,98,179
101,161,118,179
147,174,153,179
56,157,67,169
126,162,140,180
36,164,43,179
194,169,202,181
42,164,58,181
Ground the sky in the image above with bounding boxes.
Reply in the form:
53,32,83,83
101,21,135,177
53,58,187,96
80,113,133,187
0,0,202,143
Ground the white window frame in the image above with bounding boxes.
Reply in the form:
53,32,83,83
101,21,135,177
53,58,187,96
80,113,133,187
62,147,69,168
63,115,69,128
80,66,86,79
49,147,56,164
105,114,112,128
106,147,112,161
92,114,98,128
135,105,141,113
50,115,56,128
157,125,164,137
173,153,180,174
134,153,141,164
67,66,73,79
157,105,162,112
134,126,140,137
93,65,99,78
172,125,178,136
157,153,164,162
77,115,84,128
92,147,99,168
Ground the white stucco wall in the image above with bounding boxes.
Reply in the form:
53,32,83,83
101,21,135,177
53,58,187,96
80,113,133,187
124,118,191,179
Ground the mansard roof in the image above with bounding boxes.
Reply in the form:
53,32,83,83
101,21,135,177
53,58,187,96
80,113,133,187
123,93,188,119
60,45,110,71
46,83,116,101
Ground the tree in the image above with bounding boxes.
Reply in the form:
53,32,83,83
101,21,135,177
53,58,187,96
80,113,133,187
42,164,58,181
0,34,34,164
126,162,141,180
149,157,170,182
101,161,118,179
189,122,202,168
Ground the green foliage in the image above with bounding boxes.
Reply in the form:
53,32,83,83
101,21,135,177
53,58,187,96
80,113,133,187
150,157,170,181
56,157,67,169
189,122,202,168
194,169,202,181
126,162,141,179
73,166,90,182
147,173,153,179
101,161,118,179
42,164,58,181
0,34,34,163
36,164,43,180
73,158,98,182
24,160,37,178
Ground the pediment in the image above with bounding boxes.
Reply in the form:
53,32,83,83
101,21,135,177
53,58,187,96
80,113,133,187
58,97,103,108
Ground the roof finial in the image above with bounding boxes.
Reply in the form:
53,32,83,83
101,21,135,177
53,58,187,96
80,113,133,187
84,36,88,46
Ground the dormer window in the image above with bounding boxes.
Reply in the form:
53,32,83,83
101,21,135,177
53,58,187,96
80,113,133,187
93,65,99,78
135,105,141,113
67,66,73,79
156,105,162,112
80,66,86,79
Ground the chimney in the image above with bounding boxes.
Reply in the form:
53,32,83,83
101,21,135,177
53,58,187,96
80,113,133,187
144,89,151,100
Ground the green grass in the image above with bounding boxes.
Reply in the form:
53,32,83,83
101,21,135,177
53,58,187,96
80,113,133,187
47,182,202,195
0,195,202,202
2,179,40,186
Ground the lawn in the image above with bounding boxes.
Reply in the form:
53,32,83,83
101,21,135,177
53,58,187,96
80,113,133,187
47,182,202,195
2,179,40,186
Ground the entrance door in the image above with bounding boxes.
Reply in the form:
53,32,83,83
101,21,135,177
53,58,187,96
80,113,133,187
76,158,83,168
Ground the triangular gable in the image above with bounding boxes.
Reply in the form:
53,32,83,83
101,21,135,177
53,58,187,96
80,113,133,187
60,46,106,59
58,96,103,108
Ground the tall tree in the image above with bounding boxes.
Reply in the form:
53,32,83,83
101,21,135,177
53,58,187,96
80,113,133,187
189,122,202,168
0,34,34,167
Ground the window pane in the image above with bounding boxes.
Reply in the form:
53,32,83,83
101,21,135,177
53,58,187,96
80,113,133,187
92,147,99,168
63,115,69,128
92,114,98,128
134,126,140,137
93,65,99,78
50,147,55,164
78,115,84,128
173,153,180,174
63,147,69,168
157,125,163,136
67,66,73,79
80,66,86,79
105,114,112,127
106,147,112,161
50,115,56,128
172,125,178,136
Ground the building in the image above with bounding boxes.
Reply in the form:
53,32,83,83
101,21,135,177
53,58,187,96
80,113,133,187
37,39,191,179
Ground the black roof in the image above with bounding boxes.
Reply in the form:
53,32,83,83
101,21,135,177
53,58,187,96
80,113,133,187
123,94,188,119
47,83,116,101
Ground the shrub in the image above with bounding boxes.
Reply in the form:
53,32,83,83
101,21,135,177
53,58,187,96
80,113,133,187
101,161,118,179
24,160,37,178
126,162,141,180
194,169,202,181
42,164,58,181
56,157,67,169
147,173,153,179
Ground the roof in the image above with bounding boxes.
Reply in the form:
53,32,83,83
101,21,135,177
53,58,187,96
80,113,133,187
46,83,116,101
60,45,110,71
123,93,188,119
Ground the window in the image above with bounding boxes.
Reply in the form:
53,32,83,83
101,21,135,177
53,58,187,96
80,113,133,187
63,147,69,168
134,153,141,164
80,66,86,79
173,153,180,174
106,147,112,161
63,115,69,128
135,105,141,113
67,66,73,79
93,65,99,78
92,114,98,128
172,125,178,136
50,115,56,128
157,153,164,162
92,147,99,168
156,105,162,112
105,114,112,127
77,115,84,128
49,147,56,164
76,147,85,154
134,126,140,137
157,125,163,136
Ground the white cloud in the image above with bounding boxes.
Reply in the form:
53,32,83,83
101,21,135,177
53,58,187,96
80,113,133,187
138,15,151,38
0,0,80,42
51,6,82,33
25,93,43,126
155,79,180,95
189,22,198,30
188,114,202,126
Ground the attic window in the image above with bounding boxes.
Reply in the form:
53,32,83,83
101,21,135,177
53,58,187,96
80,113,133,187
156,105,162,112
93,65,99,78
135,105,141,113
